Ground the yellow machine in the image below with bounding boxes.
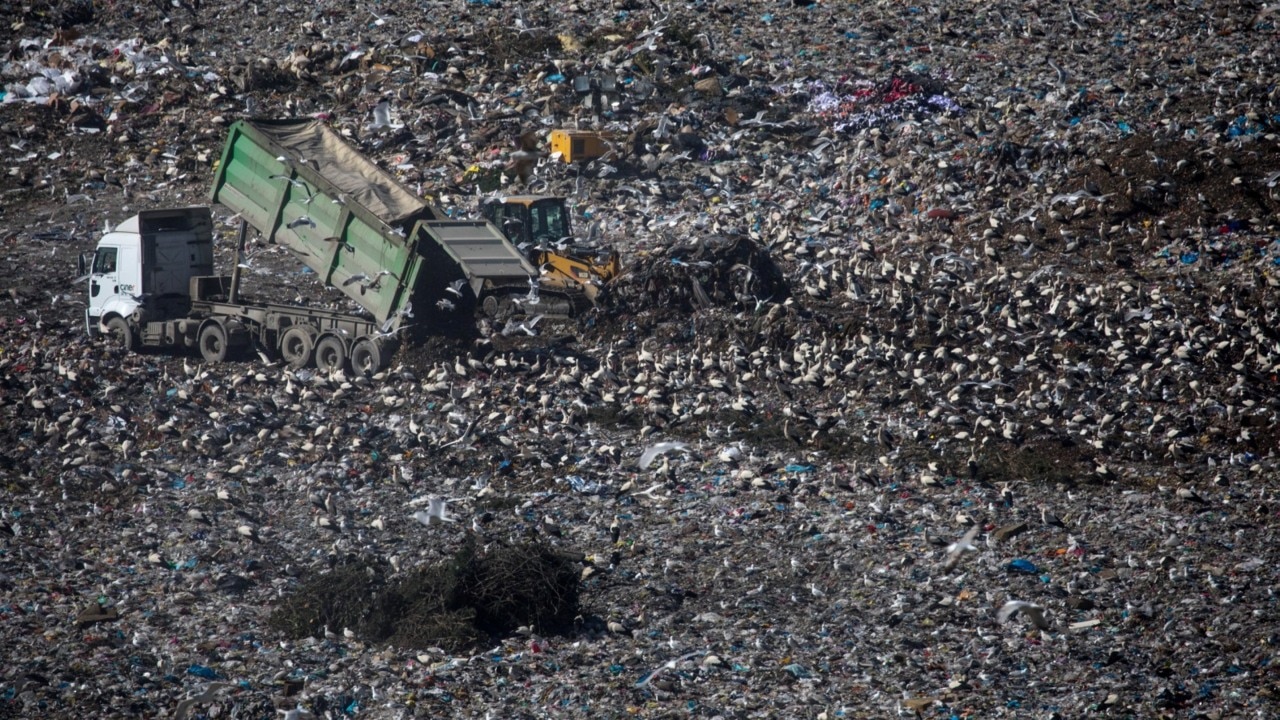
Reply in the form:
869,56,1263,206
481,195,620,304
549,129,615,163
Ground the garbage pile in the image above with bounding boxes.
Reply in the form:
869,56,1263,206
3,0,1280,718
607,235,788,314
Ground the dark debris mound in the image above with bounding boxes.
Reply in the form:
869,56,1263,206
269,540,580,652
607,235,788,314
267,561,388,642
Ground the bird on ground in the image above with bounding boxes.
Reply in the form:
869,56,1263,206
278,704,314,720
997,600,1050,630
1040,506,1066,528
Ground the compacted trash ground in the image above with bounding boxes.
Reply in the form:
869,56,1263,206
2,1,1280,718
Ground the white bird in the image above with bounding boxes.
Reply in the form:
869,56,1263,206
370,99,402,130
286,215,316,230
412,497,457,525
501,314,543,337
638,441,689,470
515,278,541,306
997,600,1050,630
268,174,309,191
278,704,313,720
173,682,233,720
943,524,981,570
636,650,708,687
718,445,742,463
445,279,468,297
339,269,392,292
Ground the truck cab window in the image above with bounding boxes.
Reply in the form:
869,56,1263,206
94,247,118,274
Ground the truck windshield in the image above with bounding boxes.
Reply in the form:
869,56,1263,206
94,247,118,274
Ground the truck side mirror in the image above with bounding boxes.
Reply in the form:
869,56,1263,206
78,251,92,277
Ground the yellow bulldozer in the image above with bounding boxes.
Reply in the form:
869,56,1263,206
481,195,621,305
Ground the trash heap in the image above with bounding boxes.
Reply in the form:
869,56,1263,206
3,1,1280,718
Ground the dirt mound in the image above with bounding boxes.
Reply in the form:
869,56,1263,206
269,539,580,652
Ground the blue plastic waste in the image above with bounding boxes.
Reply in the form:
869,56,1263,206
1008,558,1038,574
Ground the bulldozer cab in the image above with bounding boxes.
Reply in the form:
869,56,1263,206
483,195,572,250
482,194,620,307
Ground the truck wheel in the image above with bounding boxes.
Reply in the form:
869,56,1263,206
105,316,136,353
350,337,387,374
279,327,316,370
199,322,229,363
314,334,348,373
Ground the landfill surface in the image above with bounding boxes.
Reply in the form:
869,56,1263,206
3,0,1280,718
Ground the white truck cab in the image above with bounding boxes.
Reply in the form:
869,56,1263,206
81,207,214,344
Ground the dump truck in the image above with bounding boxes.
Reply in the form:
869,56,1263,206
82,118,549,372
480,194,621,305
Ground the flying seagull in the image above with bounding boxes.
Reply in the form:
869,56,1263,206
369,99,404,130
997,600,1050,630
412,497,457,525
638,441,689,470
174,683,234,720
445,278,468,297
501,314,543,337
943,524,981,570
507,130,547,183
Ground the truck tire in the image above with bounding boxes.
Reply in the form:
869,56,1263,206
314,334,348,373
199,322,229,363
350,337,389,374
279,326,316,370
105,316,136,353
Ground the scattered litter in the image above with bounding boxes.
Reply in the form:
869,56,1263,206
1,1,1278,717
